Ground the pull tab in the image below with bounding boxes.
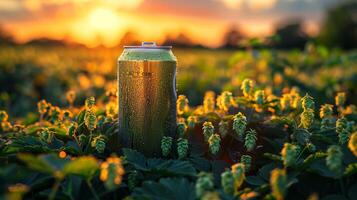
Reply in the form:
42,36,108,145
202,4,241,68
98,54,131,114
142,42,157,47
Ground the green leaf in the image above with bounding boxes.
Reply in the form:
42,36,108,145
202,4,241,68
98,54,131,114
263,153,282,162
63,156,99,179
258,163,276,181
132,178,195,200
17,154,55,174
321,194,348,200
302,152,327,168
246,176,266,186
344,163,357,177
5,136,52,154
123,148,147,170
147,159,196,177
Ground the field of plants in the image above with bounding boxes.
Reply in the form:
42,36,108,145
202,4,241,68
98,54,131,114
0,45,357,200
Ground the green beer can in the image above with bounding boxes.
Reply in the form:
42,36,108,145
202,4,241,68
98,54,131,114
117,42,177,156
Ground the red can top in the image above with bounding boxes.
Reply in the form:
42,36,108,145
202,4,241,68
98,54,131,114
124,42,172,49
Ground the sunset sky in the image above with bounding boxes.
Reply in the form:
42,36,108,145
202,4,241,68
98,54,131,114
0,0,342,47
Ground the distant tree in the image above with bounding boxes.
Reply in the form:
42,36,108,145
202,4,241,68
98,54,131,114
162,33,196,48
275,20,308,49
318,1,357,49
0,25,14,45
119,31,140,46
25,38,67,46
221,26,243,49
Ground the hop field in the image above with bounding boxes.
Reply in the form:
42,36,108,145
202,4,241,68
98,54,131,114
0,45,357,200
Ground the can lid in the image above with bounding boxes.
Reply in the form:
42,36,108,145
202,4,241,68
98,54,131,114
124,42,172,49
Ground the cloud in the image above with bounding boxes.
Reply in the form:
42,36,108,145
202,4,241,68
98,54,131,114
0,0,22,11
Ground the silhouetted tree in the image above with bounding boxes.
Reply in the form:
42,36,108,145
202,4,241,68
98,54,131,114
275,20,308,49
318,1,357,49
119,31,140,46
162,33,196,48
221,26,243,49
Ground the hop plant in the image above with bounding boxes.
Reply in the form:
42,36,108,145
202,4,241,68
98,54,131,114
270,169,287,200
49,106,61,122
1,121,12,132
290,89,301,109
254,90,265,105
217,91,234,111
91,135,106,153
326,145,343,173
85,110,97,131
221,170,235,195
187,115,198,129
202,121,214,141
128,170,139,191
39,128,54,143
245,129,257,152
66,90,76,106
208,134,221,155
219,120,229,138
335,92,346,107
301,93,315,110
177,95,189,115
195,172,214,198
0,110,8,122
78,134,87,145
281,143,298,167
232,112,247,138
336,117,350,144
100,156,125,190
106,101,118,118
280,94,292,110
161,136,173,157
321,118,334,131
85,96,95,111
177,122,187,137
241,155,252,172
67,122,78,137
203,91,216,113
300,108,314,129
319,104,333,119
348,132,357,157
241,78,254,97
231,163,245,190
177,138,189,159
37,100,49,115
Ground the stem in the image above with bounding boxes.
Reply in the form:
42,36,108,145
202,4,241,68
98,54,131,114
339,178,346,197
73,134,83,155
85,131,93,153
49,179,61,200
87,179,100,200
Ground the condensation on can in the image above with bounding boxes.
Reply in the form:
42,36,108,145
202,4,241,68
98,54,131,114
113,42,177,156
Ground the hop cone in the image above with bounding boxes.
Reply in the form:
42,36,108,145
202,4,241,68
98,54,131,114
217,91,234,111
203,91,215,113
85,110,97,131
232,112,247,138
37,100,48,115
245,129,257,152
320,104,333,119
91,136,106,153
306,143,316,153
0,110,8,122
301,93,315,110
336,117,350,144
280,94,292,110
187,116,198,129
290,91,301,109
128,170,139,191
100,157,125,190
348,132,357,157
231,163,245,190
281,143,298,167
177,95,189,115
66,90,76,105
1,121,12,132
241,78,254,97
270,168,287,200
161,136,173,157
195,172,214,199
78,134,87,145
221,170,235,195
67,122,78,137
335,92,346,107
254,90,265,105
85,96,95,111
177,138,189,159
202,121,214,141
208,134,221,155
241,155,252,172
326,145,343,172
219,121,229,138
300,108,314,129
177,122,187,137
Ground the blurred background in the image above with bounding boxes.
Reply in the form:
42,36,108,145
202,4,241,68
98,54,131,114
0,0,356,118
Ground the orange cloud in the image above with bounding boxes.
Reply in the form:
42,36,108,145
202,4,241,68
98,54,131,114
219,0,277,10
